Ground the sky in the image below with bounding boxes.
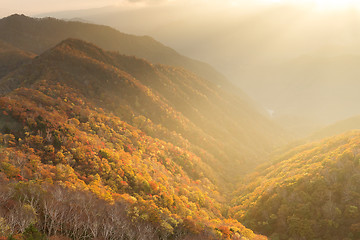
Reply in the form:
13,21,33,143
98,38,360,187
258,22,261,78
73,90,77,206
1,0,360,18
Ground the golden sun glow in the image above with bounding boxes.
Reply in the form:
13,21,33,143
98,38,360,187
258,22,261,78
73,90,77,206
313,0,358,10
261,0,360,11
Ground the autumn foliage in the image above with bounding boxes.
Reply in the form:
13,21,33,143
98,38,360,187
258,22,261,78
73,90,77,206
230,131,360,240
0,39,268,239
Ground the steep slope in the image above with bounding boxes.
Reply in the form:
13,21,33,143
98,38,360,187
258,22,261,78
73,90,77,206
0,40,35,78
0,81,266,239
0,38,273,239
230,131,360,240
0,14,229,88
0,39,287,177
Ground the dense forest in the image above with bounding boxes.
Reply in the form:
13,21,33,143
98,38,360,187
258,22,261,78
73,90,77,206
0,30,274,239
0,14,359,240
0,62,264,239
230,131,360,239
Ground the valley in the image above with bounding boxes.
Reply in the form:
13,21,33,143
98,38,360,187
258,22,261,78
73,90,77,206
0,12,359,240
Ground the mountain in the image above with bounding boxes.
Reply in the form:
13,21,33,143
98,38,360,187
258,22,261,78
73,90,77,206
0,82,236,239
0,38,281,239
310,115,360,140
230,131,360,240
0,40,35,78
0,38,287,176
37,5,360,130
0,14,233,89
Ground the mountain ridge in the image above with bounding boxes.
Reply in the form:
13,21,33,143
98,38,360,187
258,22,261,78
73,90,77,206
0,38,288,176
0,37,275,239
0,14,232,89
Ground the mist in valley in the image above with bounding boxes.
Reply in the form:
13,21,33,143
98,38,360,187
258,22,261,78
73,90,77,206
30,0,360,137
2,1,360,239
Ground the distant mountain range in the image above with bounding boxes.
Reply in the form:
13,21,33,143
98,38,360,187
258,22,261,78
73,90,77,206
1,13,360,240
38,6,360,132
0,14,290,239
310,115,360,140
0,14,232,90
0,14,288,167
0,39,35,78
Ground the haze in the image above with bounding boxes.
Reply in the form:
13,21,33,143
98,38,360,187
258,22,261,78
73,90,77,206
4,0,360,136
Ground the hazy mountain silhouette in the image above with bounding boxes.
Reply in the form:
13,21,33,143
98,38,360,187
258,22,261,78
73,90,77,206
41,6,360,133
0,40,35,78
310,115,360,140
0,14,233,89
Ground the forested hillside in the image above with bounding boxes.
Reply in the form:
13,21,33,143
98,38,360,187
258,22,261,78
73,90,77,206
6,13,360,240
230,131,360,240
0,39,286,177
0,81,264,239
0,38,280,239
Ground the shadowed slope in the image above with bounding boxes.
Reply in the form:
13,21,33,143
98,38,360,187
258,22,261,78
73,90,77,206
0,40,35,78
